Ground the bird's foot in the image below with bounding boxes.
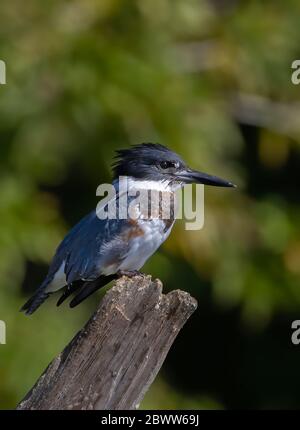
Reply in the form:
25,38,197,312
117,270,145,278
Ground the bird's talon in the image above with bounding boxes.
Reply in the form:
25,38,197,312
117,270,144,278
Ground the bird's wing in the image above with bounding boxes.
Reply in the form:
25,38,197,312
20,212,129,315
47,213,129,285
21,191,144,314
45,192,138,287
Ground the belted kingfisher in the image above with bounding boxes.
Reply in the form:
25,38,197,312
21,143,235,315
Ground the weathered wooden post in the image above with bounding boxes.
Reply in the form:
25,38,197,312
17,275,197,410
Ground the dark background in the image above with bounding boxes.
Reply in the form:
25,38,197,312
1,0,300,409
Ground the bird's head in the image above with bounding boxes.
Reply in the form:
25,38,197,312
112,143,235,188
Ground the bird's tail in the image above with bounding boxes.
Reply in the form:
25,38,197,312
21,274,117,314
68,275,117,308
20,283,51,315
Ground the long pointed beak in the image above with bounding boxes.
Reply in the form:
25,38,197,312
176,169,236,188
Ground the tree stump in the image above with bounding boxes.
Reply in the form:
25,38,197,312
17,275,197,410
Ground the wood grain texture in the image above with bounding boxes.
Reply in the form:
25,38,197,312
17,275,197,410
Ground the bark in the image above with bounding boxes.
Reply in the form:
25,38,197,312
17,275,197,410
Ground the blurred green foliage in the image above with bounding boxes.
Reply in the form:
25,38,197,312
1,0,300,409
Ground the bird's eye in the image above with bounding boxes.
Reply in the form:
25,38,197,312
160,161,178,169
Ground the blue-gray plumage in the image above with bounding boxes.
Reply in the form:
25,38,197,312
21,143,235,314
